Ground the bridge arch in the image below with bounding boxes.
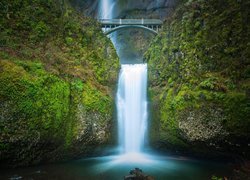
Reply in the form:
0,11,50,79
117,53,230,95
104,25,158,35
99,19,163,35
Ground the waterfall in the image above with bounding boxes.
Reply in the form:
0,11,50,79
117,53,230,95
117,64,148,154
98,0,115,19
98,0,119,51
98,0,148,155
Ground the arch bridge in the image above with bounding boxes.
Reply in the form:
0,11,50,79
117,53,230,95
99,19,163,35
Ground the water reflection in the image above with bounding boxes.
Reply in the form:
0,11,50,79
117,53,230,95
1,153,232,180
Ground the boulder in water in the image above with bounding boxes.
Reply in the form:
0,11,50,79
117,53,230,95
124,168,155,180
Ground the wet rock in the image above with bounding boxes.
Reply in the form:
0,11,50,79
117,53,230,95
10,175,22,180
178,107,229,142
124,168,155,180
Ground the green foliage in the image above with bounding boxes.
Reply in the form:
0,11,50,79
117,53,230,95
30,21,50,41
0,60,70,138
0,0,119,166
0,0,119,87
211,175,223,180
145,0,250,146
65,37,74,45
199,78,216,90
82,83,112,114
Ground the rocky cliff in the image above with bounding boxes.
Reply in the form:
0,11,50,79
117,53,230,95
71,0,179,19
145,0,250,159
0,0,119,167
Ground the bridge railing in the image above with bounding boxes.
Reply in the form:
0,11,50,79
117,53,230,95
99,19,163,25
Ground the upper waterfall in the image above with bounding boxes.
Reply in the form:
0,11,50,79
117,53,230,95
98,0,115,19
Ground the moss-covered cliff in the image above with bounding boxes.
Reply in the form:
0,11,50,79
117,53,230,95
145,0,250,158
0,0,119,167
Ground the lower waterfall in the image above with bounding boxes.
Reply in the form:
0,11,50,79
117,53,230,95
117,64,148,154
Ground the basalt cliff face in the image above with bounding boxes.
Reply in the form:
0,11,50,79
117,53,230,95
0,0,119,167
72,0,179,19
145,0,250,159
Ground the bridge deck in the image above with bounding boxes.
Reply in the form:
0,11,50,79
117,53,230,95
99,19,163,26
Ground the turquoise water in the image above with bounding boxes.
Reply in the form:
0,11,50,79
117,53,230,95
0,153,232,180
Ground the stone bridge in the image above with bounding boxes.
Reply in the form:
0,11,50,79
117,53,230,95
99,19,163,35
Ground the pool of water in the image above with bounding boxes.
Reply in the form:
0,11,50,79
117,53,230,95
0,153,233,180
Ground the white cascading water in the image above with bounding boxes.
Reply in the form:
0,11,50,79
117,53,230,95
117,64,148,154
98,0,148,155
98,0,115,19
98,0,119,51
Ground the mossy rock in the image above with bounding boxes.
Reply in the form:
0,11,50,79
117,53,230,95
0,0,119,167
145,0,250,158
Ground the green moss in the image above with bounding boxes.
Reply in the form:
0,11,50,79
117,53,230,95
0,60,70,139
145,0,250,151
0,0,119,166
82,82,112,114
30,21,50,41
223,92,249,135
